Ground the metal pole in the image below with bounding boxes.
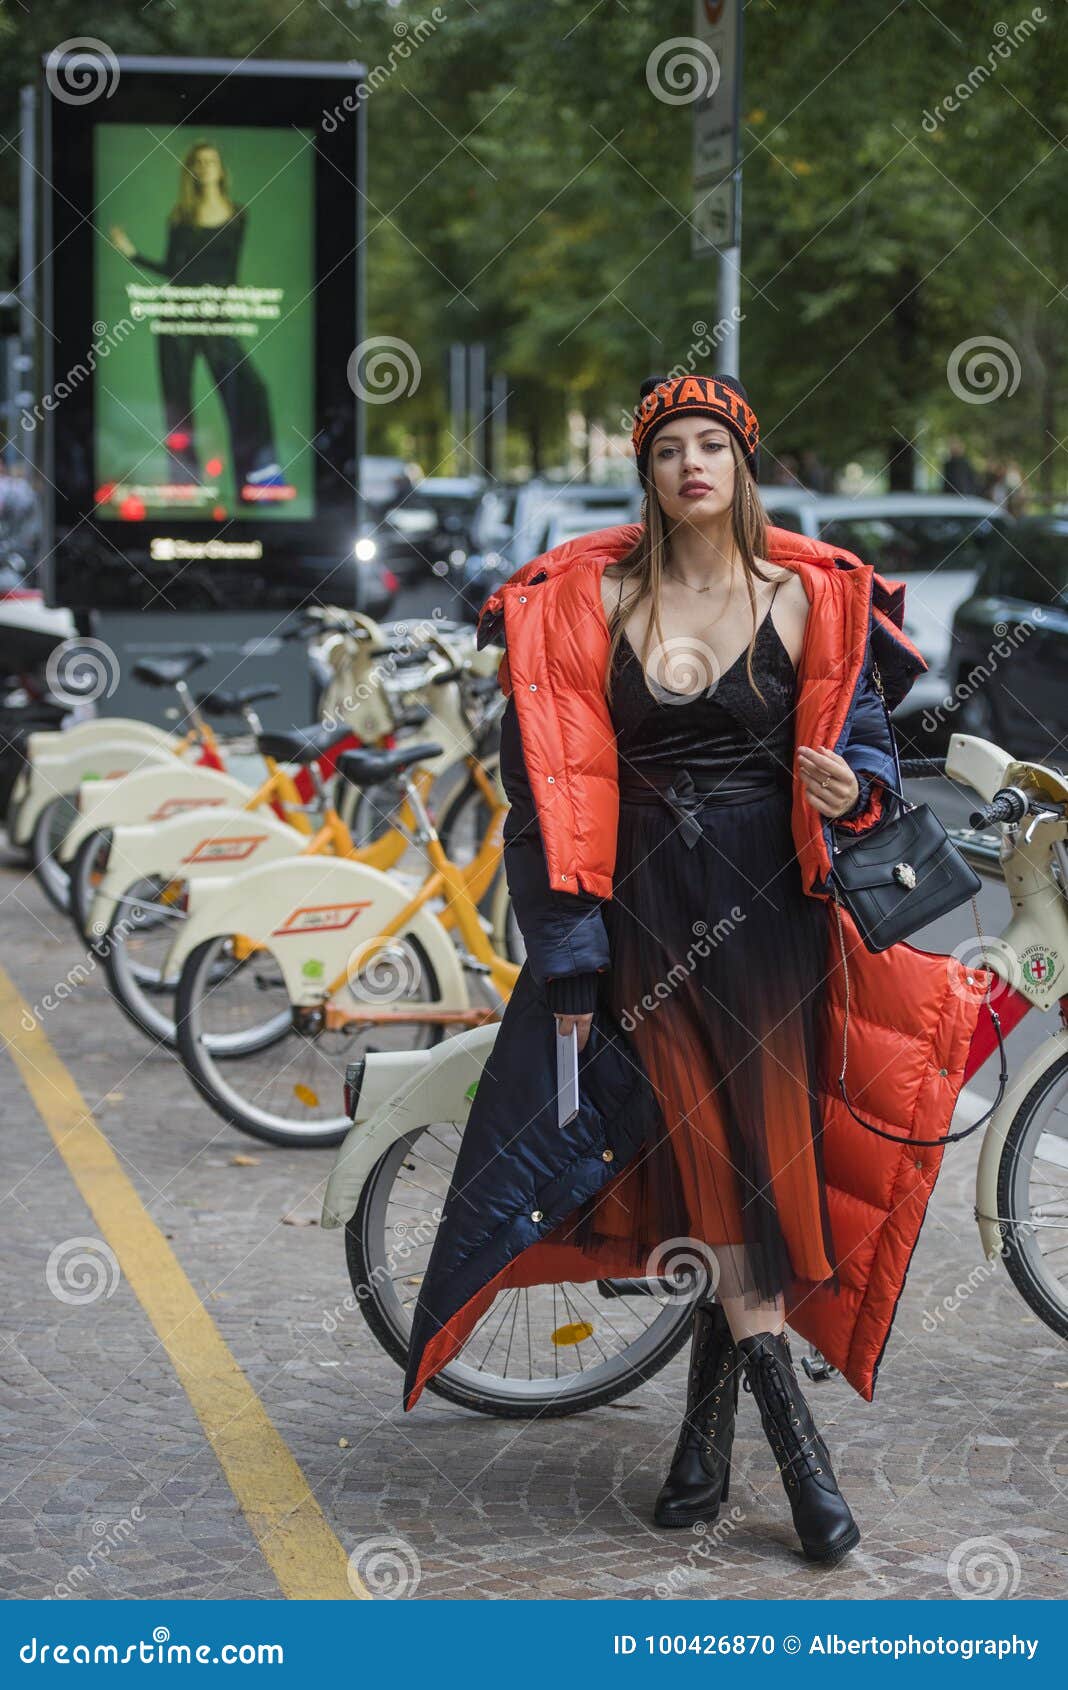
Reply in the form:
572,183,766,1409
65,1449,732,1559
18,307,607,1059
490,371,508,483
449,343,466,475
468,340,486,477
354,87,367,604
18,85,37,476
717,1,744,378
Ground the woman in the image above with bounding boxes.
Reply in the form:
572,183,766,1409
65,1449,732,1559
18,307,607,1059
110,141,284,501
402,374,991,1569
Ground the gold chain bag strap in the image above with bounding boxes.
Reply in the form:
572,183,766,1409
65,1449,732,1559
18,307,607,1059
828,656,1008,1147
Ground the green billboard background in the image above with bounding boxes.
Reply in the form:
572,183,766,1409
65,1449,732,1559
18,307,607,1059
94,124,315,522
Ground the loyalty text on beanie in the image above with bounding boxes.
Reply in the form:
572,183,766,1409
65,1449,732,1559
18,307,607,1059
631,373,761,479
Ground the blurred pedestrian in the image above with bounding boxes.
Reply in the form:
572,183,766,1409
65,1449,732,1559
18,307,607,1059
941,437,979,497
799,447,832,492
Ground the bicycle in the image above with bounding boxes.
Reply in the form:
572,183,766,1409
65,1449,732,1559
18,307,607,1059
166,734,519,1148
319,728,1068,1416
86,636,513,1050
16,646,232,913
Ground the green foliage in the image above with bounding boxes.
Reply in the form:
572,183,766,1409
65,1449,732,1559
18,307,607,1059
3,0,1066,486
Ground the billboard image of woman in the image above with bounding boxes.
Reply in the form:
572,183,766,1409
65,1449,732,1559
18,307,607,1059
95,125,314,522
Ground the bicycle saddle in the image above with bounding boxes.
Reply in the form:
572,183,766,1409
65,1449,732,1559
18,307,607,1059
335,742,443,787
196,684,281,718
132,647,212,688
255,722,353,765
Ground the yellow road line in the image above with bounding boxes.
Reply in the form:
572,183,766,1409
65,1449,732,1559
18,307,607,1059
0,964,363,1601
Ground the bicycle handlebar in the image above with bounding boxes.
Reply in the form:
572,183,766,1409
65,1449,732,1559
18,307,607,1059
968,788,1030,830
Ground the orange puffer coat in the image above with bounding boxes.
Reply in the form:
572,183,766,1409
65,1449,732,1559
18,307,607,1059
403,523,993,1409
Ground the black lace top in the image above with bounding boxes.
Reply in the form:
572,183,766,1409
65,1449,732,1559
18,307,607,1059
608,577,795,792
543,573,876,1014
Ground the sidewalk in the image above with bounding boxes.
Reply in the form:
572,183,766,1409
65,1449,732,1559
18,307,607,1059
1,852,1065,1601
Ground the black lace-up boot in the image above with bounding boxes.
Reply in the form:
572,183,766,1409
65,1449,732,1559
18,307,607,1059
736,1329,860,1564
653,1296,739,1528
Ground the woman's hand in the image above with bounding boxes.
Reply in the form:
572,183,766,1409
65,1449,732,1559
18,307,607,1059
797,744,860,819
110,225,136,258
555,1011,594,1052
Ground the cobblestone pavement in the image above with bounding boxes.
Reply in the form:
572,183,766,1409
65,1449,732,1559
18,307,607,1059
1,833,1066,1603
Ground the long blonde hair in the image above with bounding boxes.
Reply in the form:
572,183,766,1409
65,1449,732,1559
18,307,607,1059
171,142,236,227
604,434,775,708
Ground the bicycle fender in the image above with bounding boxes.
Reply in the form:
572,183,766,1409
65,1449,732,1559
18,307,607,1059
165,855,468,1010
10,740,173,846
88,806,307,941
975,1024,1068,1262
58,763,252,863
321,1025,499,1229
24,718,178,762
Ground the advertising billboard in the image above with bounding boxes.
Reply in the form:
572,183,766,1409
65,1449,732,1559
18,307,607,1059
94,123,315,525
41,56,365,613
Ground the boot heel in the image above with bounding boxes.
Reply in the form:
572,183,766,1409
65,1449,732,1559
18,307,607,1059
737,1330,860,1565
652,1299,738,1530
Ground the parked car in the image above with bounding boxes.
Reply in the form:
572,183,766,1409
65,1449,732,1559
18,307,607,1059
360,455,422,516
451,480,642,621
948,515,1068,766
526,504,635,559
0,567,76,831
470,484,520,554
756,491,1013,744
506,479,642,571
383,476,488,578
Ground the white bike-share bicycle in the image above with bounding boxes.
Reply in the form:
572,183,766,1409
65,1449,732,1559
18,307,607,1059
319,731,1068,1416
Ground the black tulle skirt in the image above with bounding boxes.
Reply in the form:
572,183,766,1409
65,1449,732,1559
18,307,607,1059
568,782,841,1311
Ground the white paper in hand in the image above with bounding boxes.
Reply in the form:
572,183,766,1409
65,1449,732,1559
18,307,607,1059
555,1021,580,1128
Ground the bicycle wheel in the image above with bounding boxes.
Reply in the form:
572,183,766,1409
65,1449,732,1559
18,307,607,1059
69,829,112,939
439,756,521,965
996,1049,1068,1339
346,1122,695,1417
101,879,282,1053
344,774,406,849
101,879,185,1046
438,756,500,864
32,794,78,914
175,931,443,1148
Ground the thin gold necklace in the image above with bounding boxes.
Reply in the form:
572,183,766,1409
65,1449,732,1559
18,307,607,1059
664,563,731,596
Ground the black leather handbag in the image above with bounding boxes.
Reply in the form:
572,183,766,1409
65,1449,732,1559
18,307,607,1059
826,654,1007,1146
